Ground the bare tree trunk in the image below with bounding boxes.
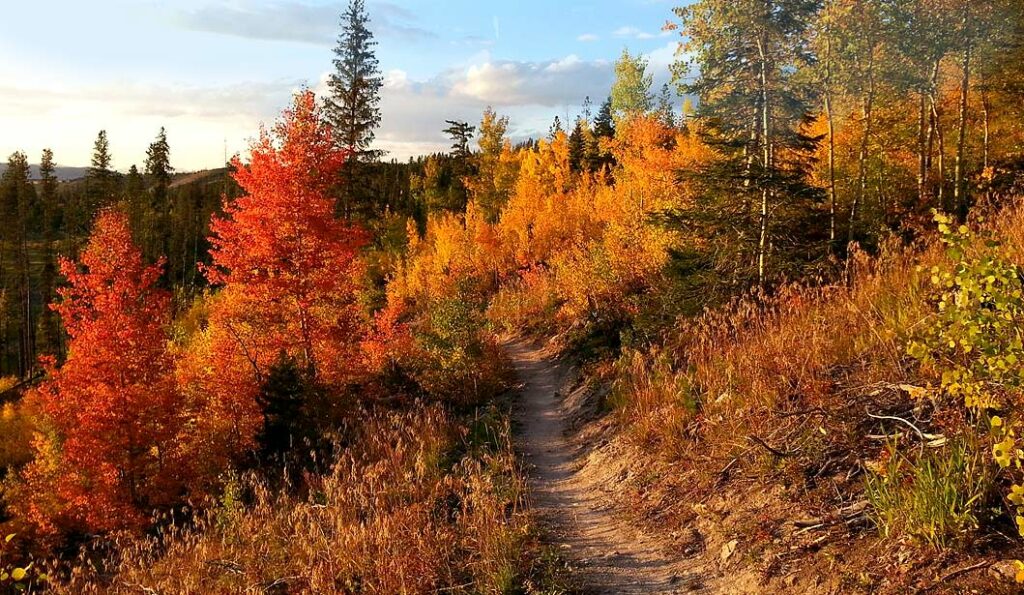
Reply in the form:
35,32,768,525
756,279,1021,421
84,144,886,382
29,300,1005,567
953,0,972,221
981,88,990,172
757,35,772,290
849,43,876,248
932,98,947,212
824,25,838,250
925,58,941,204
918,91,928,204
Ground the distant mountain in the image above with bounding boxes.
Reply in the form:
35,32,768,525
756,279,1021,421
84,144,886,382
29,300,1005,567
0,163,89,181
0,165,232,185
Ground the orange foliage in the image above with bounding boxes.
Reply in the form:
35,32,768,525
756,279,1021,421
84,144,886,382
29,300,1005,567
174,91,369,487
18,210,180,534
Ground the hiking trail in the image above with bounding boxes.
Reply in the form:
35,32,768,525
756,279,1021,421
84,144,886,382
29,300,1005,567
506,338,712,594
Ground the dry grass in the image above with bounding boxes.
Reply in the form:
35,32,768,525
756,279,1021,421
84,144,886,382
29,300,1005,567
51,403,540,594
596,201,1024,590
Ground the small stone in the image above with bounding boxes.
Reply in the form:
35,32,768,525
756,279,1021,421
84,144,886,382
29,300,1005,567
721,539,739,562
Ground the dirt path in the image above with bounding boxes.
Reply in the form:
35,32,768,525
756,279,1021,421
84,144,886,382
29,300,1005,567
506,338,710,594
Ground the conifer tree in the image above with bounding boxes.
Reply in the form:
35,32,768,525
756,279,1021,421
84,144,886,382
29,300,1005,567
656,83,677,128
86,130,115,214
143,128,174,264
592,96,617,170
326,0,383,218
568,118,587,172
674,0,822,289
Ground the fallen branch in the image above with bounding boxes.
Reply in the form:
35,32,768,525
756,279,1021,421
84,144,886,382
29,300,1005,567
934,559,992,585
748,435,800,458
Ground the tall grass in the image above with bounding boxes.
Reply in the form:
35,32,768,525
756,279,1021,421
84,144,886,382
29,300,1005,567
865,437,992,549
51,403,536,594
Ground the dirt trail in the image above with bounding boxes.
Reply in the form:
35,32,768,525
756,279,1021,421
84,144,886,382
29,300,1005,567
506,338,711,594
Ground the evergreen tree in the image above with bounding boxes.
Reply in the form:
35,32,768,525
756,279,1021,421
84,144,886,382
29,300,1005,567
145,127,173,205
674,0,822,289
592,96,617,170
39,148,60,235
144,128,174,264
37,149,63,361
656,83,677,128
86,130,115,215
444,120,475,160
568,118,586,172
256,353,320,466
549,115,564,139
0,152,37,377
326,0,384,219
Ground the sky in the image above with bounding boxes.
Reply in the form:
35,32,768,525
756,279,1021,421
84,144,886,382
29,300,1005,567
0,0,686,172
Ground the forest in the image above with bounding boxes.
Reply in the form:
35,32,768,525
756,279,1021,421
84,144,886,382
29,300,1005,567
2,0,1024,592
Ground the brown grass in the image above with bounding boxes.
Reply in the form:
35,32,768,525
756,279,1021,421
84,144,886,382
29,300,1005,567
51,403,539,594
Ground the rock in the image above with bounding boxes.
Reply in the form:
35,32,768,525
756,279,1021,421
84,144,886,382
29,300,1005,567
721,539,739,562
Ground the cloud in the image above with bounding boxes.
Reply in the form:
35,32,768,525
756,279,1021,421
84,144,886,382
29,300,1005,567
577,33,599,42
172,0,436,45
450,54,613,107
358,53,620,159
0,78,303,171
612,25,671,40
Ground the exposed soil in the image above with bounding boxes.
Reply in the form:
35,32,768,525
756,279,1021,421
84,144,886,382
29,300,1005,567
506,338,714,594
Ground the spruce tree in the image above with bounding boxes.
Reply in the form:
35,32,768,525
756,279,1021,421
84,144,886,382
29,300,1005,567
592,96,617,170
326,0,383,219
86,130,115,214
39,149,60,235
656,83,677,128
674,0,822,289
144,128,173,263
568,119,586,172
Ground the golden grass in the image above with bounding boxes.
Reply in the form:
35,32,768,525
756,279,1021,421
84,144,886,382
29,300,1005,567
52,403,537,594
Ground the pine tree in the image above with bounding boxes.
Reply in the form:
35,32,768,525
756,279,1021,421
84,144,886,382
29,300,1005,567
86,130,115,214
549,115,564,139
326,0,384,219
444,120,475,160
568,118,586,172
144,128,174,265
0,152,36,377
592,96,617,170
39,149,60,235
656,83,677,128
145,127,173,205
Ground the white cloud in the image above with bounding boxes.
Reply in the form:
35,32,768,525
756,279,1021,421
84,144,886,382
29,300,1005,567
0,46,679,167
0,79,300,171
577,33,600,42
612,25,672,40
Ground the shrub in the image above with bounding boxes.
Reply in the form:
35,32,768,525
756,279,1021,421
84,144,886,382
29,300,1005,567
905,212,1024,553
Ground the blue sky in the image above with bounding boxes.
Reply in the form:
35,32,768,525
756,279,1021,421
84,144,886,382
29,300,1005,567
0,0,685,171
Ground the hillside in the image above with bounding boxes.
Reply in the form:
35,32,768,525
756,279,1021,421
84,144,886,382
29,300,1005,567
3,0,1024,593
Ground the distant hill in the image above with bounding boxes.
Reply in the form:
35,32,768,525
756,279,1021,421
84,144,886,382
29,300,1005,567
0,164,232,185
0,163,90,181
